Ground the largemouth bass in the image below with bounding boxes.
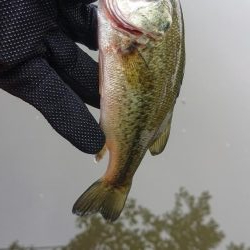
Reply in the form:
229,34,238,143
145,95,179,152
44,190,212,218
73,0,185,221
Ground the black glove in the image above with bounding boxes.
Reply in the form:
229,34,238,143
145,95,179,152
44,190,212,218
0,0,105,154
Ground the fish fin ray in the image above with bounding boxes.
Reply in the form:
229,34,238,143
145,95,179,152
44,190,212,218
72,179,131,222
137,48,149,68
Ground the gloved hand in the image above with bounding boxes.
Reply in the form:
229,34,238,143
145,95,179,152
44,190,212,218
0,0,105,154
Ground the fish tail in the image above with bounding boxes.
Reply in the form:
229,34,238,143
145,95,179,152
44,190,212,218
72,179,131,222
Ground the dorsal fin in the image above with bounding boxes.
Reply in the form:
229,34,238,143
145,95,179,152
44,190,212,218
149,126,171,156
149,112,173,156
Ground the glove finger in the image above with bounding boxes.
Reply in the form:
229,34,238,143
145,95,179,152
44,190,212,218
45,31,100,108
0,57,105,154
59,0,97,6
58,1,98,49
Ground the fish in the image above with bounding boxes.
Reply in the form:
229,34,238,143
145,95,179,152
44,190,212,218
72,0,185,222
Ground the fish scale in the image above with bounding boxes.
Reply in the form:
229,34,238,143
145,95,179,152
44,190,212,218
72,0,185,222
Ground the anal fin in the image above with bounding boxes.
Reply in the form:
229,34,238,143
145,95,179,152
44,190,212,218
95,144,107,162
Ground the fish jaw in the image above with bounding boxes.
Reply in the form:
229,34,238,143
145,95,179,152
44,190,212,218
102,0,173,48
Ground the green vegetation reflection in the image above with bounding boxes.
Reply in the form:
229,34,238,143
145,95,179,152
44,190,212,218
8,188,250,250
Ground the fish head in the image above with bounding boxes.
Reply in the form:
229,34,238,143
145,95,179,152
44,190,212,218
104,0,173,45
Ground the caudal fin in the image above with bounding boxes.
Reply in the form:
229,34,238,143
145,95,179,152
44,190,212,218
72,179,131,222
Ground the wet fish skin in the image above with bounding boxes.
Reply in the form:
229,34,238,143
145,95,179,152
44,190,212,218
72,0,185,221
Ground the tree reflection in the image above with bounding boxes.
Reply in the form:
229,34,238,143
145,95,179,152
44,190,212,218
7,188,249,250
62,188,223,250
227,243,250,250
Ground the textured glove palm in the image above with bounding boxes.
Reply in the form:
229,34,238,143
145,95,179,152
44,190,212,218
0,0,105,154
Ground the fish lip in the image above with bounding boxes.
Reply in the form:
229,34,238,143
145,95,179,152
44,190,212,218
103,0,159,40
104,0,143,37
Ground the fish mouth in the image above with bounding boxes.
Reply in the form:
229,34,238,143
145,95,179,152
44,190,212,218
104,0,161,41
